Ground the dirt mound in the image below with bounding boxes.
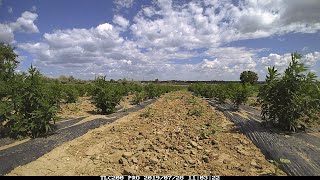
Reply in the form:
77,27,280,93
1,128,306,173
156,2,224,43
8,91,282,176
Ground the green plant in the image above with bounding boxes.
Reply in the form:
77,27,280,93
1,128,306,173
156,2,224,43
3,66,57,138
45,81,63,107
229,84,250,110
144,83,161,99
0,43,18,137
185,95,204,116
240,71,259,85
215,85,228,102
1,44,58,138
258,52,320,131
269,158,291,176
62,85,79,103
188,84,231,103
132,91,146,105
91,76,126,114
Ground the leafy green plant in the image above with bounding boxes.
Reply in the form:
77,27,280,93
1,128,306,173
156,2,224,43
229,84,250,110
144,83,161,99
91,76,126,114
188,84,232,103
215,85,228,102
258,52,320,131
62,85,79,103
1,43,58,138
44,81,64,107
3,66,57,138
186,95,204,116
240,71,259,85
132,91,146,105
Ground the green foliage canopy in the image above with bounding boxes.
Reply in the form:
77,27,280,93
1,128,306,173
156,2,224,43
240,71,259,85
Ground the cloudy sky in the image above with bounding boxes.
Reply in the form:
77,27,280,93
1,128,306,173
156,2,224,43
0,0,319,80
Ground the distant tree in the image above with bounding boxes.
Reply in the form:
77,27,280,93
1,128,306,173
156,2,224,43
58,75,68,83
240,71,258,84
121,78,128,85
68,75,75,82
57,75,80,84
155,78,159,83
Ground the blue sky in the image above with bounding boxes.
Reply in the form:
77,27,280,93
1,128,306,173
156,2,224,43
0,0,320,80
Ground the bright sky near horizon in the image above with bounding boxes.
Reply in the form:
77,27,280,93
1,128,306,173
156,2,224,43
0,0,320,80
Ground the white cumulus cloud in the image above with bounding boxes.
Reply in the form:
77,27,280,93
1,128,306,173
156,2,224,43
113,15,130,30
261,52,320,73
114,0,134,9
16,0,320,80
0,11,39,43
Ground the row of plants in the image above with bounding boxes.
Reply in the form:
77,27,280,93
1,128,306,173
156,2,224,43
0,43,184,138
131,84,184,104
189,52,320,132
188,83,258,109
92,77,185,112
0,43,58,138
47,83,93,103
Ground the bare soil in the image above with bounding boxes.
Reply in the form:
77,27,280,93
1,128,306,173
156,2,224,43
8,91,282,176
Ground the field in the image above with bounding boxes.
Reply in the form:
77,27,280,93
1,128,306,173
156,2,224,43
6,91,282,176
1,45,320,176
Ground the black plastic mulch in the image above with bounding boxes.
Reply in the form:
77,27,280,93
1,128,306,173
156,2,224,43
209,100,320,176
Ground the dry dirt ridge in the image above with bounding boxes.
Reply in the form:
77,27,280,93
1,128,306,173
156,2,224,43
209,100,320,176
0,99,156,175
5,91,283,176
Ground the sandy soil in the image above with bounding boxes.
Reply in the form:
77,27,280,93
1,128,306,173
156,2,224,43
57,97,95,119
8,91,283,176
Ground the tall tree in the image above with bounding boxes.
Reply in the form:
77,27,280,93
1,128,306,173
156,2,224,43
240,71,258,84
